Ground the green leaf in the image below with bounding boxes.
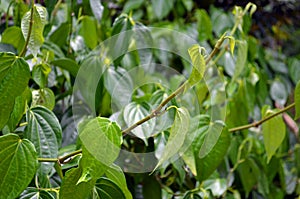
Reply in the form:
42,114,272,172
32,63,51,88
94,177,126,199
31,88,55,110
142,174,162,199
60,167,95,199
194,123,231,182
105,164,133,199
79,16,98,49
294,80,300,120
199,121,225,158
1,26,25,53
21,5,48,57
123,102,155,144
0,52,30,130
187,44,206,87
0,134,38,198
49,22,70,47
233,40,248,81
51,58,79,77
89,0,104,22
262,110,286,163
79,117,122,167
225,36,236,55
25,106,62,174
154,107,190,170
196,9,212,41
20,187,55,199
270,80,288,106
151,0,174,20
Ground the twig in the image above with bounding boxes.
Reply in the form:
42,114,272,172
20,3,34,57
229,103,295,132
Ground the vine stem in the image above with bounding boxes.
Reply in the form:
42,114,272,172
228,103,295,132
37,149,82,164
20,2,34,57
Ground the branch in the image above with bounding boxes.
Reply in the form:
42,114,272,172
37,149,82,163
20,3,34,57
229,103,295,132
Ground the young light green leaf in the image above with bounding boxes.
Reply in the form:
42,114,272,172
32,63,51,88
79,16,98,49
25,106,62,174
79,117,122,167
123,102,155,144
233,40,248,81
154,107,190,170
294,80,300,120
188,44,206,87
21,5,48,57
1,26,25,53
31,88,55,110
151,0,174,20
51,58,79,77
196,9,212,41
225,36,235,55
0,134,38,198
262,110,286,163
199,121,225,158
0,52,30,130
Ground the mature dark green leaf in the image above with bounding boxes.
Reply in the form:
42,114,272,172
1,26,25,53
79,117,122,167
20,187,55,199
154,107,190,170
31,88,55,110
49,22,70,47
196,9,212,41
194,123,230,182
288,58,300,84
123,102,155,144
151,0,174,20
233,40,248,81
294,80,300,120
79,16,98,49
262,110,286,163
94,177,126,199
143,175,161,199
60,167,95,199
25,106,62,174
0,134,38,198
51,58,79,77
188,44,206,87
21,5,48,57
183,192,202,199
32,63,51,88
0,52,30,129
123,0,144,13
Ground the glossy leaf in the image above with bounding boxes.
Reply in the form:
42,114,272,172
49,22,70,47
21,5,48,57
1,26,25,53
233,40,247,81
79,16,98,49
270,80,288,106
79,117,122,166
154,107,190,170
123,102,155,144
0,52,30,129
51,58,79,77
94,177,126,199
262,110,286,163
25,106,62,174
294,80,300,120
196,9,212,41
31,88,55,110
32,63,51,88
90,0,104,23
0,134,38,198
151,0,174,20
188,44,206,87
20,187,55,199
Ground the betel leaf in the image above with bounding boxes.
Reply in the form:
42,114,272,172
51,58,79,77
142,174,162,199
32,63,51,88
154,107,190,170
270,80,288,106
233,40,247,81
25,106,62,174
151,0,174,20
60,167,95,199
294,80,300,120
94,177,126,199
262,110,286,163
20,187,55,199
1,26,25,53
21,5,48,57
188,44,206,87
79,117,122,167
196,9,212,41
31,88,55,110
123,102,155,144
0,52,30,130
194,123,230,182
89,0,104,23
79,16,98,49
105,164,133,199
49,22,70,47
0,134,38,198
